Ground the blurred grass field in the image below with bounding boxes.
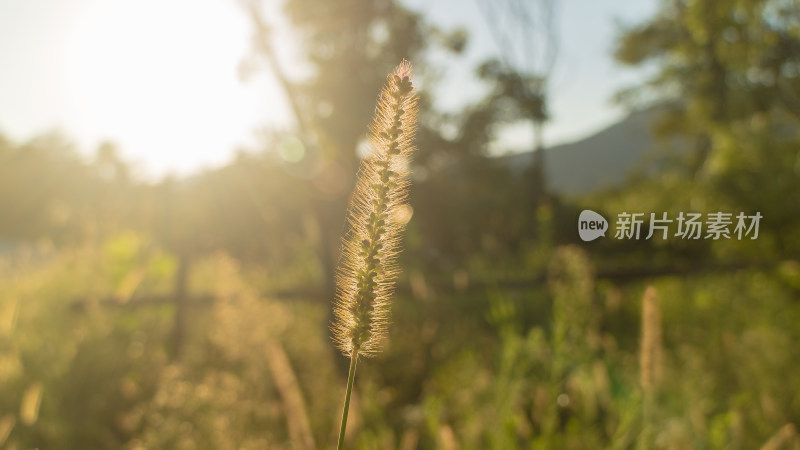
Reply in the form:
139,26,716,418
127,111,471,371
2,0,800,448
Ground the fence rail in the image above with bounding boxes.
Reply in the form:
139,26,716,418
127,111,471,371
69,260,779,312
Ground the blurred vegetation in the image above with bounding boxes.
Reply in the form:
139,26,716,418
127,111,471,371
1,0,800,448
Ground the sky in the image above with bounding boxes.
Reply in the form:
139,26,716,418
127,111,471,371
0,0,657,178
408,0,658,152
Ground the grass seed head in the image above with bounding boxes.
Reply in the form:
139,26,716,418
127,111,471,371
332,60,418,358
640,285,663,392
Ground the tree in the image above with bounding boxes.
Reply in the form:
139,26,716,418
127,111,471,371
615,0,800,166
615,0,800,255
240,0,470,293
475,0,558,203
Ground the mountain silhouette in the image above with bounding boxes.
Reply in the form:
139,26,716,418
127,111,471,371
505,108,677,195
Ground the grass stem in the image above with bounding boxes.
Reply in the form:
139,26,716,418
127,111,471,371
337,353,359,450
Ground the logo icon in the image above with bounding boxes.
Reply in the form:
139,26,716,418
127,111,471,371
578,210,608,241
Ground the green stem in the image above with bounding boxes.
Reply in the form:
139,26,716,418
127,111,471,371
337,353,359,450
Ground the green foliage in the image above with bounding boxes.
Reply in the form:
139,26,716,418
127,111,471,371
1,0,800,448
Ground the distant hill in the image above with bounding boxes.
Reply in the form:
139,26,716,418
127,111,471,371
504,108,673,195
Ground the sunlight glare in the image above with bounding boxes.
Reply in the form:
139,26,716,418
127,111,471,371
66,0,279,176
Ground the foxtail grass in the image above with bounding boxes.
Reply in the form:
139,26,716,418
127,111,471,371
639,285,663,445
332,60,418,449
639,285,663,394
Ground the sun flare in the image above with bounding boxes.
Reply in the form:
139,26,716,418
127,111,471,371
65,0,281,175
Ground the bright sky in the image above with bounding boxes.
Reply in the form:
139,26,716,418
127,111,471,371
408,0,658,152
0,0,657,178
